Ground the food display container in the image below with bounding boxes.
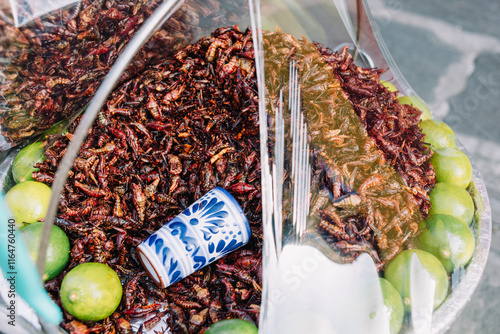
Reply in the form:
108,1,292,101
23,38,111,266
0,0,492,333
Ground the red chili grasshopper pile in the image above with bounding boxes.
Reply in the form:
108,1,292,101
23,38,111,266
32,26,434,333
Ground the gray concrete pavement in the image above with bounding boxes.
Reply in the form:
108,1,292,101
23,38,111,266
372,1,500,332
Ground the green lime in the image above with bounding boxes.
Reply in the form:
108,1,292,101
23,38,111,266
384,249,449,311
60,263,122,321
12,141,45,183
20,222,70,281
415,214,475,272
381,81,398,94
5,181,51,227
428,183,474,225
398,95,432,121
205,319,258,334
419,119,456,150
430,147,472,189
379,278,404,334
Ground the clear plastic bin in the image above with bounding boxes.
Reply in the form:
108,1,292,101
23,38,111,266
0,0,491,333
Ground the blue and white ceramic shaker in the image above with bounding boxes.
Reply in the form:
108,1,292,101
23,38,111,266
137,187,251,288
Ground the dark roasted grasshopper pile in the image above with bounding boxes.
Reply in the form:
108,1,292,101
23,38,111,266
29,25,434,333
38,26,262,333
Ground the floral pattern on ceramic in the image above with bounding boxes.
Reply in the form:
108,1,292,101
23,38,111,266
137,187,250,288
